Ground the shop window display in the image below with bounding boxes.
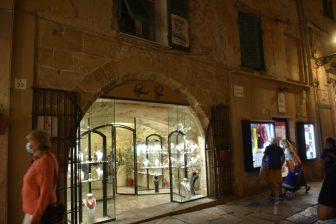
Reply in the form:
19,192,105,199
68,98,208,223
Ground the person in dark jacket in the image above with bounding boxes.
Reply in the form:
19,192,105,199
321,137,336,175
262,138,285,200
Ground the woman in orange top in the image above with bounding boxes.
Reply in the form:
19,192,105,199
22,130,59,224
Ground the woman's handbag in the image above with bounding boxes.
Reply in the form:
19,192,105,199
41,203,65,224
41,154,65,224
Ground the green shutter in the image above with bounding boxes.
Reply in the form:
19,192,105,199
123,0,153,23
168,0,190,51
238,12,265,70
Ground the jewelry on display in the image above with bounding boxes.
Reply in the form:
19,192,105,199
96,167,103,179
143,158,149,167
155,159,160,167
96,150,103,161
83,193,96,209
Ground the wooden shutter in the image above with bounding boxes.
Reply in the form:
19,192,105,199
238,12,264,70
168,0,190,51
323,0,334,19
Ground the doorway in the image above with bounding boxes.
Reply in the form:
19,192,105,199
70,98,208,222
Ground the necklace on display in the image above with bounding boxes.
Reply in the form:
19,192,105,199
85,196,96,209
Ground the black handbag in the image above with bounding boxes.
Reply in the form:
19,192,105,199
41,154,65,224
41,203,65,224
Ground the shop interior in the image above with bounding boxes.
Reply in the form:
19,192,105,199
67,99,207,223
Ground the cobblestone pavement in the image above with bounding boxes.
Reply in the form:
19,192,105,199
143,181,336,224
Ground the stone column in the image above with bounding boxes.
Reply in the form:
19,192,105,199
0,0,14,223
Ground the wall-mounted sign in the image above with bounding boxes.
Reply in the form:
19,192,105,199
233,85,244,98
277,92,286,112
171,14,189,47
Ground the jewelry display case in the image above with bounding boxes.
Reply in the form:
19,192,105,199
137,134,170,194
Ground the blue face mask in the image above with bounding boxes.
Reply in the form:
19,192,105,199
25,143,34,154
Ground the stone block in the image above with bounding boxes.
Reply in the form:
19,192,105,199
36,66,60,88
83,33,111,57
74,53,110,74
37,19,83,52
60,70,83,90
102,61,119,78
78,71,104,93
54,49,74,69
37,47,53,66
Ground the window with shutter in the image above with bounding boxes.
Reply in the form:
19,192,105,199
323,0,334,20
167,0,190,51
238,12,265,70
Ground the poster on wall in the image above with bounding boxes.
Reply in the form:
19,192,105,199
242,120,275,171
37,116,58,138
171,14,189,47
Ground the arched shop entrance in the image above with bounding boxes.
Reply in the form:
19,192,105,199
70,98,208,222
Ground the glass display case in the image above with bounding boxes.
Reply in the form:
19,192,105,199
136,134,170,194
242,120,275,171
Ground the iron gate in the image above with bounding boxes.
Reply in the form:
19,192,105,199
32,88,83,223
206,105,233,198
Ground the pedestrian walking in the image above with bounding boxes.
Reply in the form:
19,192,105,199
262,138,285,200
22,130,59,224
280,139,310,193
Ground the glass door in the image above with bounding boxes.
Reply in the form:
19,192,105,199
114,125,136,194
77,125,116,223
168,105,207,202
168,131,189,202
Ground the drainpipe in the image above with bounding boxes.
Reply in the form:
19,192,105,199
296,0,311,85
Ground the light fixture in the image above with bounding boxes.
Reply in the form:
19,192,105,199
313,53,336,67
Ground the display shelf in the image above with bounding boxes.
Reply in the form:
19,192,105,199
79,160,109,165
81,178,108,183
139,165,169,169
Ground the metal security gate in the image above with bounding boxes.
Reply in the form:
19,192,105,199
205,105,233,198
32,88,82,223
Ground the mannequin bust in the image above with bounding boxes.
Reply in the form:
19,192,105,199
83,193,96,223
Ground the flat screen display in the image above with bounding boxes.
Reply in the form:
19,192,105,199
250,123,275,168
304,124,317,160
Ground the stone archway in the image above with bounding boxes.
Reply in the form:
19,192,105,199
73,59,209,130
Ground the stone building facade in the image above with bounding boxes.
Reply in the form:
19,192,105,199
1,0,336,223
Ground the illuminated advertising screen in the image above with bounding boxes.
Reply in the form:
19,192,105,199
242,120,275,171
303,124,317,160
296,122,317,161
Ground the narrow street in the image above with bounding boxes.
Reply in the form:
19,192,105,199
142,181,335,224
